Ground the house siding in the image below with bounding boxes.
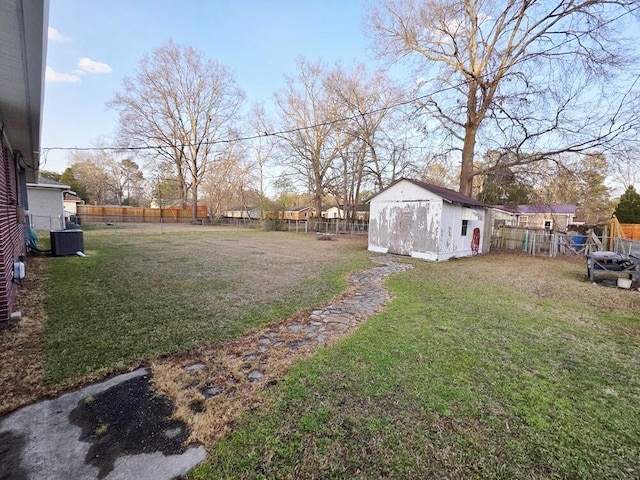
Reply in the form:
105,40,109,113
282,207,313,221
517,212,574,230
0,138,26,322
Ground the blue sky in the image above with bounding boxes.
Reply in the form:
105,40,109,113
42,0,379,173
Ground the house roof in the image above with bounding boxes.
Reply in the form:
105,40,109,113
0,0,49,183
27,176,70,190
283,206,313,212
64,192,83,203
494,204,576,215
319,204,369,211
227,206,259,211
369,178,488,209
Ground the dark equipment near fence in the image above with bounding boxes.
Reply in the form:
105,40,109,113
586,251,639,283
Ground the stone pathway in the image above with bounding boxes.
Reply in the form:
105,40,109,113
151,256,414,445
0,255,413,480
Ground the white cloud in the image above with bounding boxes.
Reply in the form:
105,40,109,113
77,57,112,74
46,66,81,83
48,27,71,43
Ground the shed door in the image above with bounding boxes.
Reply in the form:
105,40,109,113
388,208,414,255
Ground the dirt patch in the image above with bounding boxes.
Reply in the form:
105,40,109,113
0,256,52,415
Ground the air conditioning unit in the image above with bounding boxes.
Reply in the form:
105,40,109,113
50,230,84,256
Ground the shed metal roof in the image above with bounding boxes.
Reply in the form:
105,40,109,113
368,178,488,209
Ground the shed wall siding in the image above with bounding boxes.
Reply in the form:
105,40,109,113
369,181,443,204
27,187,65,230
368,199,441,257
367,179,488,261
438,204,486,259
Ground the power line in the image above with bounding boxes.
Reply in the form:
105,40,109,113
40,5,640,156
40,87,451,155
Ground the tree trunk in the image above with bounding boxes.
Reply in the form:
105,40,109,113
191,186,198,223
314,193,322,231
460,80,480,197
459,125,477,197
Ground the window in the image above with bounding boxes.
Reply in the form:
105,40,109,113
461,219,468,236
544,220,553,230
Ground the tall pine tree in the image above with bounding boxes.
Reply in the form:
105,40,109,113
613,186,640,223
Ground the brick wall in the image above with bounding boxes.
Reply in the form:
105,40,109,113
0,134,26,322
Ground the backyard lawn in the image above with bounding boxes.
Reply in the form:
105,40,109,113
191,253,640,480
3,225,639,479
35,225,372,384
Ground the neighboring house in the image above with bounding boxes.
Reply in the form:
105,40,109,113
494,204,576,231
322,206,345,220
354,204,370,222
489,207,518,232
0,0,48,322
368,178,489,261
63,191,84,217
224,207,260,219
281,206,314,221
320,204,370,221
27,177,70,230
149,198,181,209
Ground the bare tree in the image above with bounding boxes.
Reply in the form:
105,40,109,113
248,103,277,219
109,40,245,221
370,0,640,196
609,147,640,193
199,141,253,219
273,58,340,224
68,153,110,205
68,148,145,206
324,63,409,217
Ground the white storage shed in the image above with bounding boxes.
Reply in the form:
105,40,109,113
367,178,489,261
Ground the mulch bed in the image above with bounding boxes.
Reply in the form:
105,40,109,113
0,256,52,415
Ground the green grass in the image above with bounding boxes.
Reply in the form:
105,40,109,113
42,228,371,383
192,255,640,480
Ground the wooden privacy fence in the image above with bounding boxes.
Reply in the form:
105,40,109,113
77,205,207,224
601,217,640,250
621,224,640,240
